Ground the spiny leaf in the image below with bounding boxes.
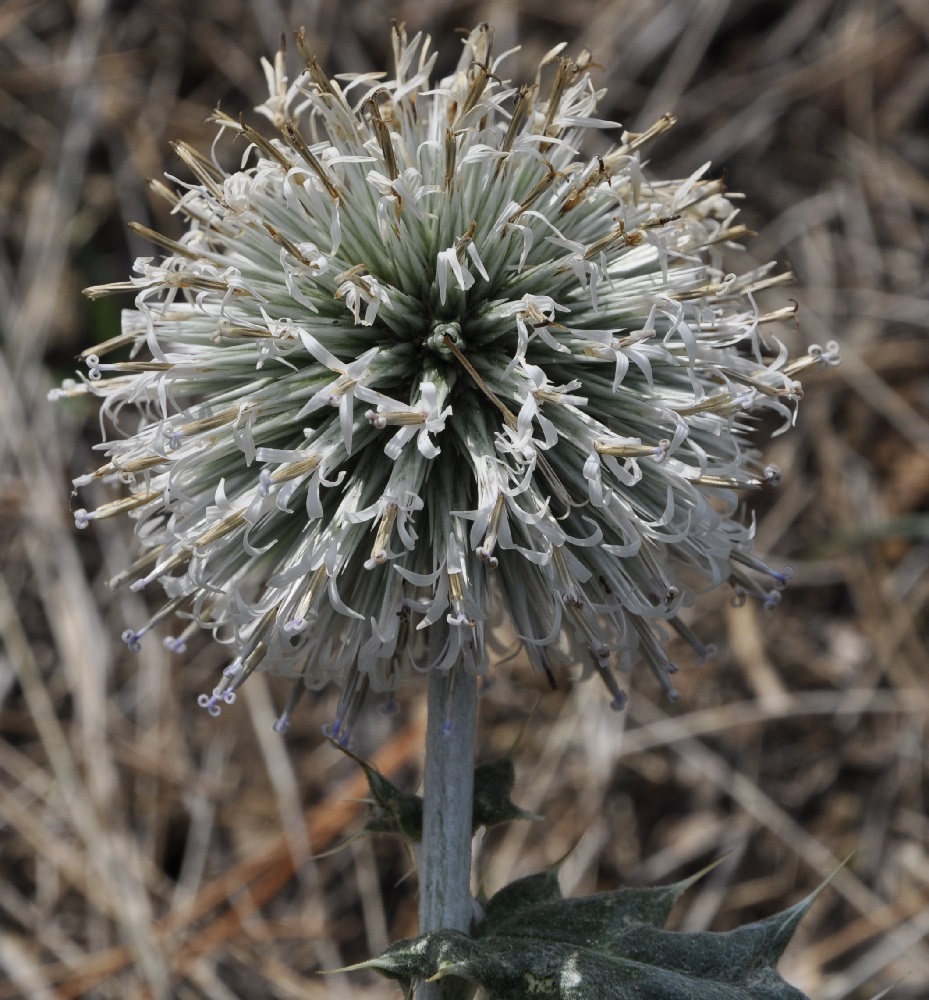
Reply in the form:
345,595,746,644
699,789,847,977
479,869,562,937
329,739,423,841
472,756,539,830
364,869,820,1000
329,741,535,845
479,866,711,945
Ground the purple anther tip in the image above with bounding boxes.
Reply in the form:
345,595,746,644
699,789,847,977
699,643,718,665
323,721,350,747
197,693,222,717
121,629,142,653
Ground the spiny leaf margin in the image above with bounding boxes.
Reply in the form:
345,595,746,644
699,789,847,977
355,870,821,999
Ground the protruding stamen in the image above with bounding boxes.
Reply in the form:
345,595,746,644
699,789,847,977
197,641,270,719
540,56,577,138
148,178,182,211
509,161,559,221
594,660,627,711
783,340,841,376
456,61,493,122
194,512,247,550
122,629,142,653
612,113,677,157
197,693,222,717
266,455,322,486
379,693,400,716
560,156,607,213
584,215,678,261
325,672,370,747
228,642,269,692
123,598,189,652
176,407,239,438
366,502,399,568
444,128,458,192
475,492,505,569
595,438,670,460
130,549,191,592
294,29,339,98
284,565,329,632
757,304,799,326
667,617,716,664
631,617,680,702
453,220,477,265
447,570,474,626
674,389,756,417
77,455,166,486
170,141,226,201
264,224,314,265
86,354,172,380
691,473,767,490
128,222,199,261
163,621,199,654
362,95,399,181
107,545,166,589
78,333,137,362
273,677,308,734
501,85,533,157
212,111,293,170
365,408,425,429
282,120,342,199
75,490,162,528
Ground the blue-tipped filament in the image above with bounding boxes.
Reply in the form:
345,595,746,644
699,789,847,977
273,678,307,734
668,616,716,664
324,672,370,747
197,692,222,717
595,660,627,711
121,629,142,653
378,693,400,716
196,643,267,718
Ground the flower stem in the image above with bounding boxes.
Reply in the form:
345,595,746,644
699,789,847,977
418,664,478,998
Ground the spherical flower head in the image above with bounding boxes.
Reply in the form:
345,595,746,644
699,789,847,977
56,24,838,736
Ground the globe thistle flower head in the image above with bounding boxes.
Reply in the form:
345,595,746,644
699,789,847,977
57,24,838,736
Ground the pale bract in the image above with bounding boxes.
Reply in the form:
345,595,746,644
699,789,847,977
56,25,837,736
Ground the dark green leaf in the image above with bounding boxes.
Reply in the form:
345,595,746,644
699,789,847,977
478,869,562,937
472,756,538,830
361,870,819,1000
330,740,423,842
330,742,535,845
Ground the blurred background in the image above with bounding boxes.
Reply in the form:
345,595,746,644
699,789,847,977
2,0,928,997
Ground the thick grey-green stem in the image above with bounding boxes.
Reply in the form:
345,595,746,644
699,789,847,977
418,665,478,999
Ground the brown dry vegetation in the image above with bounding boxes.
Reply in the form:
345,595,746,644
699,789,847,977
1,1,928,998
